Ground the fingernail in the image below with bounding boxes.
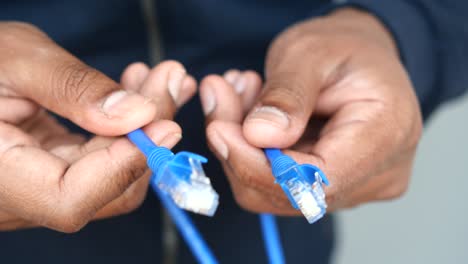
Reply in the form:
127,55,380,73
201,85,216,115
168,68,186,103
234,75,247,94
224,70,240,86
102,90,135,115
160,133,182,148
246,106,290,129
134,67,149,87
209,130,228,159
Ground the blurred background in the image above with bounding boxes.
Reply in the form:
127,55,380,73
333,93,468,263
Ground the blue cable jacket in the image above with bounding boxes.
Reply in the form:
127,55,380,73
127,129,158,156
127,129,218,264
261,148,287,264
260,214,286,264
264,148,283,162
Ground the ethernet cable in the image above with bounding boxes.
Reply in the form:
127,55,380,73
260,148,329,264
152,177,218,264
263,148,329,224
127,129,219,216
260,213,285,264
127,128,219,264
126,129,328,264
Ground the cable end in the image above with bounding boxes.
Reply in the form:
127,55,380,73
267,150,328,224
155,152,219,216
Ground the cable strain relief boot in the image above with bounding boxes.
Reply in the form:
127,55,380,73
147,147,174,177
271,154,297,177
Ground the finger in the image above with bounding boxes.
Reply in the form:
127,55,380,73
206,121,297,214
49,119,182,164
177,75,197,107
71,120,181,221
199,75,243,123
223,70,263,114
120,62,150,91
137,61,189,119
206,121,282,199
19,111,69,144
0,205,34,230
93,170,151,219
48,120,180,222
123,62,196,111
223,69,241,87
0,209,19,223
202,74,298,214
0,219,35,231
0,97,38,124
283,99,416,209
18,111,87,157
0,120,181,232
223,162,298,215
0,23,157,136
342,157,413,209
238,71,263,113
243,42,333,148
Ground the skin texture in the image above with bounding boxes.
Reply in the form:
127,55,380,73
0,6,422,231
0,22,196,232
199,8,423,215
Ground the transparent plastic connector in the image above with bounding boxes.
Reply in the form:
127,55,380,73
155,152,219,216
284,170,327,223
275,163,328,224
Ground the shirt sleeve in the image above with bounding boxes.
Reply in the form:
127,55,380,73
329,0,468,120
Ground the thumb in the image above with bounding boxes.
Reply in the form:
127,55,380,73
243,56,326,148
21,60,156,136
1,25,157,136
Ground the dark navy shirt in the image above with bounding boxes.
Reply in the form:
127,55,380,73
0,0,466,263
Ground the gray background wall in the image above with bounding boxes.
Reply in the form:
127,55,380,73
333,94,468,264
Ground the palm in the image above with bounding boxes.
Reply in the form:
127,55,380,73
0,96,151,231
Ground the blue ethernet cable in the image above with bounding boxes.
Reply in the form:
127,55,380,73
127,129,219,216
260,213,285,264
263,148,329,224
260,148,330,264
127,128,219,264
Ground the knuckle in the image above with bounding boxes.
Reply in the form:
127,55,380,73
232,190,261,213
324,191,340,210
51,62,102,105
56,222,86,234
112,159,147,194
3,21,40,31
116,185,147,215
0,22,50,63
262,77,309,115
0,21,42,38
48,207,90,234
380,181,409,201
389,104,423,152
287,34,322,54
201,75,225,92
269,23,318,57
408,114,423,149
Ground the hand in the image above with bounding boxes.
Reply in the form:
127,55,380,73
199,8,422,215
0,22,196,232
